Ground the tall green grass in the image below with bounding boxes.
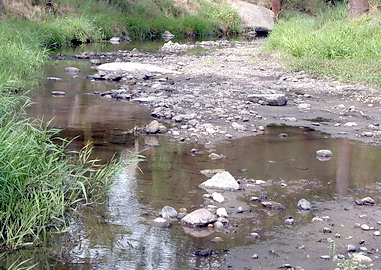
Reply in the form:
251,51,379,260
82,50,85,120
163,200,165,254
267,4,381,85
0,98,124,250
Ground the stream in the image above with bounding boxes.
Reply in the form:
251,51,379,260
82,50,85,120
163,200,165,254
3,41,381,269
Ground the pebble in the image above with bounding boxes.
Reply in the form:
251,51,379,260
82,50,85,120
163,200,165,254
251,254,259,259
374,231,380,236
361,224,370,231
323,227,332,234
214,221,224,230
347,244,356,252
211,237,224,243
236,207,244,213
247,232,260,240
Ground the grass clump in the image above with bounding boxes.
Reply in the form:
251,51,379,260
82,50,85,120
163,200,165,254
0,99,124,250
267,3,381,85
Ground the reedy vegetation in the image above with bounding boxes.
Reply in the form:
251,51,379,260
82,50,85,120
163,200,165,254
266,2,381,85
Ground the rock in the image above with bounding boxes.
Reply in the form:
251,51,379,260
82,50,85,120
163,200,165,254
199,171,239,190
159,206,178,219
162,30,175,41
297,198,312,210
344,122,358,127
211,236,224,243
298,103,311,110
255,180,266,185
229,1,274,32
47,77,63,81
236,207,244,213
145,120,160,134
214,221,225,230
208,153,224,160
278,264,293,269
180,209,217,227
109,37,120,43
151,217,171,228
247,232,260,240
352,253,372,263
97,62,181,74
347,244,357,252
64,67,80,73
250,196,262,202
216,208,228,218
217,217,229,227
355,197,376,205
316,149,333,158
261,201,286,210
320,255,330,260
200,169,226,177
284,216,294,225
212,192,225,203
247,94,287,106
323,227,332,234
374,231,380,236
361,224,370,231
252,254,259,259
51,91,66,96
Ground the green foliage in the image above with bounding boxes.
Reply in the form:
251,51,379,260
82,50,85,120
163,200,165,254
0,100,125,250
267,4,381,85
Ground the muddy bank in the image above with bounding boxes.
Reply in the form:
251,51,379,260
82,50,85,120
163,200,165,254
55,39,381,146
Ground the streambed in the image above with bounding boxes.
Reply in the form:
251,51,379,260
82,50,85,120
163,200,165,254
4,40,381,269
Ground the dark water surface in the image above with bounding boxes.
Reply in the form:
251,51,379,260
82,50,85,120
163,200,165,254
4,43,381,269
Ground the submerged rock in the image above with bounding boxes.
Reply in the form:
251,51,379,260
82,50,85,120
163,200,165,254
64,67,81,73
199,171,239,190
261,201,286,210
159,206,178,219
151,217,171,228
180,209,217,227
51,91,66,96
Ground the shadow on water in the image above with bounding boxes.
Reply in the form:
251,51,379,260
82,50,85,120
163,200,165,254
4,44,381,270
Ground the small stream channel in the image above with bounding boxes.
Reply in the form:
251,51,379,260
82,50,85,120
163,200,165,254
3,41,381,269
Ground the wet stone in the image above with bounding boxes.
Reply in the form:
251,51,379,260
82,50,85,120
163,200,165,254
316,149,333,158
180,208,217,228
261,201,286,210
160,206,178,219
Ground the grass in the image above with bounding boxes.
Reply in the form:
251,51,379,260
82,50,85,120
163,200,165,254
0,100,125,250
266,3,381,85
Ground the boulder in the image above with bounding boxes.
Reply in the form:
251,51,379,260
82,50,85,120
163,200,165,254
229,1,275,33
97,62,181,74
159,206,178,219
247,94,287,106
199,171,239,190
180,208,217,227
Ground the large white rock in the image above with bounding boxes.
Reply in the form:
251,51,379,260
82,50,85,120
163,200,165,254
97,62,181,74
180,209,217,227
199,171,239,190
229,1,275,32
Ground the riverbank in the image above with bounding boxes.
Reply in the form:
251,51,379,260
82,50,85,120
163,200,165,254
72,39,381,146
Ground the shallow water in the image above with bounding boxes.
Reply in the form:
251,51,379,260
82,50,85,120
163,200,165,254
4,43,381,269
